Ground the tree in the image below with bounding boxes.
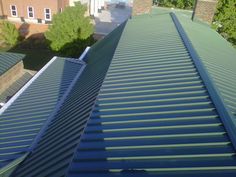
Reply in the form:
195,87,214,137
155,0,194,9
0,20,19,46
176,0,185,9
45,2,94,57
213,0,236,46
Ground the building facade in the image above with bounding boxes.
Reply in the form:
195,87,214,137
0,0,69,23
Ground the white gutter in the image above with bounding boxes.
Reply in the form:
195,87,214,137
0,56,58,115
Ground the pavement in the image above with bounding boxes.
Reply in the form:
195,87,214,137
94,3,132,35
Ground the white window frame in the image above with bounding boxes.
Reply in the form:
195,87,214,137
10,5,17,17
44,8,51,21
27,6,34,19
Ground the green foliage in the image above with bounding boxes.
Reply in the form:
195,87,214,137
154,0,194,9
0,21,19,46
45,2,94,57
176,0,185,9
213,0,236,46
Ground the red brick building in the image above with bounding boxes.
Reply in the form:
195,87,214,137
0,0,69,23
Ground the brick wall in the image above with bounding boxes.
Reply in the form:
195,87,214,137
0,61,24,95
14,22,49,37
1,0,69,21
132,0,152,16
193,0,218,24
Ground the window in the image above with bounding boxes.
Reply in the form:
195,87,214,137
44,8,51,21
10,5,17,17
27,6,34,18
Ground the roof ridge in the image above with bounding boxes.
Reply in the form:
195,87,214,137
170,12,236,150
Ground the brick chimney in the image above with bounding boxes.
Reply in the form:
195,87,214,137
192,0,218,24
132,0,152,16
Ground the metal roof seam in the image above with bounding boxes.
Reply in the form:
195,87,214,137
170,12,236,150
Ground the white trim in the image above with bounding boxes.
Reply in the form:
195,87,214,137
30,62,87,151
44,8,51,21
78,46,91,61
27,6,35,19
0,56,58,115
24,18,38,23
7,17,21,22
10,5,17,17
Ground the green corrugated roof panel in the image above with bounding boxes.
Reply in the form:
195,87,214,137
68,14,236,177
0,72,32,103
11,23,126,177
3,10,236,177
0,57,84,171
0,52,25,76
176,13,236,117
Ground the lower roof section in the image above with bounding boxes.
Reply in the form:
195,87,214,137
68,13,236,177
0,52,25,76
0,72,32,103
0,57,84,171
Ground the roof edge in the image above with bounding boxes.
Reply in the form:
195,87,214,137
0,56,57,115
170,12,236,150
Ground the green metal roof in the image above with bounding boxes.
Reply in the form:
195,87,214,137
176,13,236,117
1,8,236,177
67,13,236,177
0,52,25,76
0,57,84,172
0,72,32,103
